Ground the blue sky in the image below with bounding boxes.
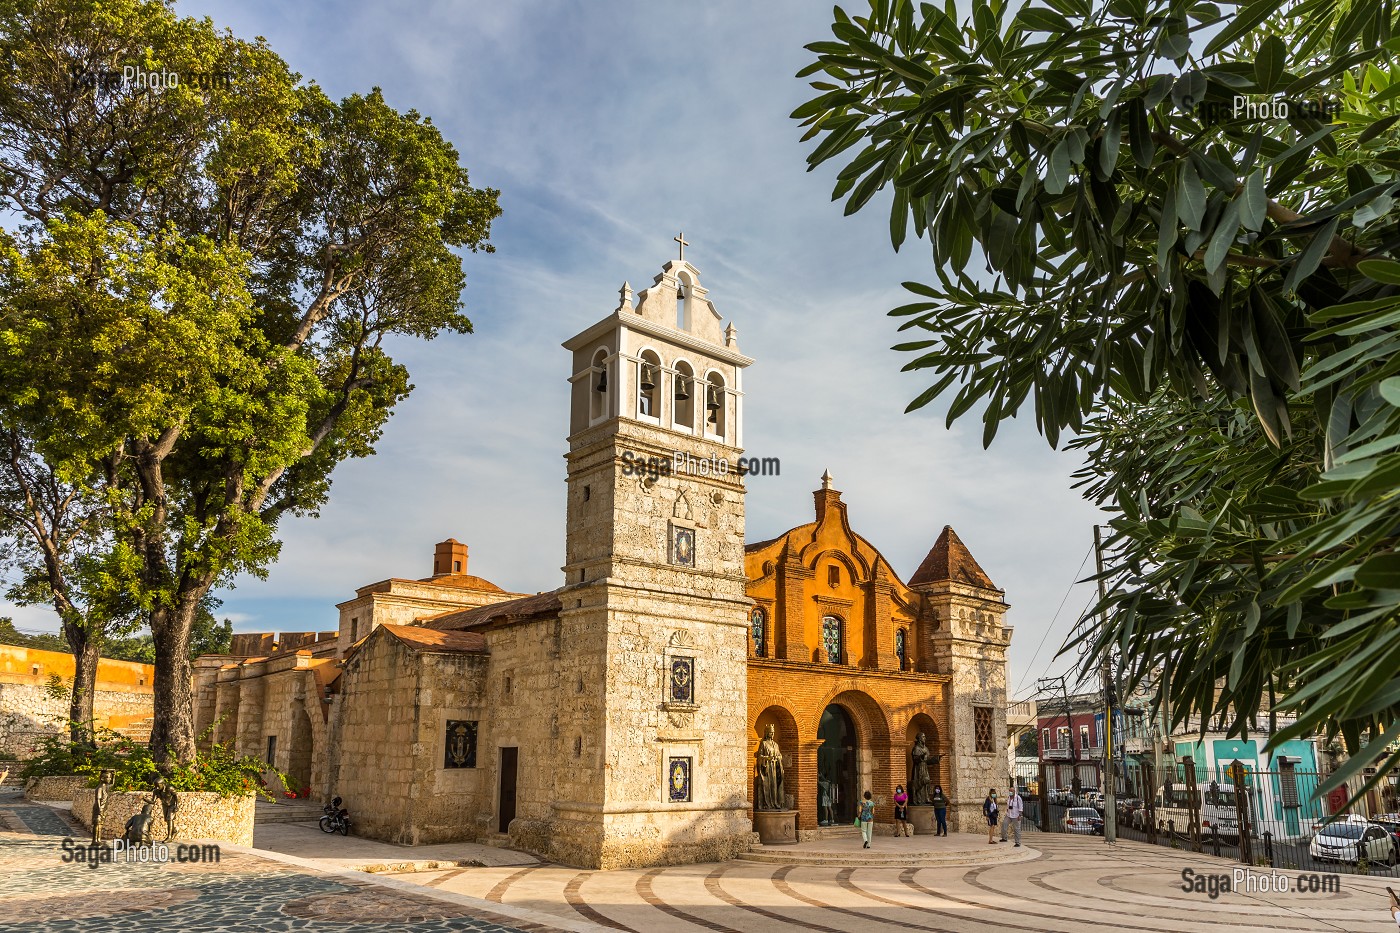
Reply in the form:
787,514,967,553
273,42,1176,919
3,0,1105,697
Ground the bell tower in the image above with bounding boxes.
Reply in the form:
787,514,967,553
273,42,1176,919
554,244,755,869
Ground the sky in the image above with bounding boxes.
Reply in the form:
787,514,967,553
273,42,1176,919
2,0,1106,698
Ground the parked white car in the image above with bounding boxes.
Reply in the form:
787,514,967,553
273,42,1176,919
1309,821,1398,867
1062,807,1104,834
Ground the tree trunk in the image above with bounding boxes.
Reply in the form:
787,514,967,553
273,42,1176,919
63,621,100,749
148,596,199,768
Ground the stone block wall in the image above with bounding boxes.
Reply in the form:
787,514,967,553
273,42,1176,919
25,774,90,802
331,631,493,846
0,647,154,759
71,789,255,846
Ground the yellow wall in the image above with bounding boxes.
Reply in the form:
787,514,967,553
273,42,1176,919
0,643,154,693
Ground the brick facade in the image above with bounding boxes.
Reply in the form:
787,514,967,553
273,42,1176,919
745,480,1008,834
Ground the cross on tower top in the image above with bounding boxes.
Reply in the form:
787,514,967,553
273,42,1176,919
673,231,689,261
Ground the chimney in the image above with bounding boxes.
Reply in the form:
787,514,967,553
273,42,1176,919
813,469,845,524
433,539,468,577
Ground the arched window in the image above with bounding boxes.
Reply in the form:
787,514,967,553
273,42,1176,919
895,628,907,670
675,274,691,330
589,348,608,422
751,608,766,657
821,615,843,664
705,372,726,438
673,360,695,431
638,350,661,419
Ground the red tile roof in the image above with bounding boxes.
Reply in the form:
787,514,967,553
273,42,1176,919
423,590,564,632
378,623,489,654
908,525,998,589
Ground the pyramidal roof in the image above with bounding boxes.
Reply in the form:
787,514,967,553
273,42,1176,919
908,525,998,589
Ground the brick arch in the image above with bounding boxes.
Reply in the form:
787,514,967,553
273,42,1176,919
805,548,871,585
814,687,892,748
753,705,800,810
903,712,950,797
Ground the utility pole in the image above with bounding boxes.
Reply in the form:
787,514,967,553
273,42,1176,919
1095,524,1116,844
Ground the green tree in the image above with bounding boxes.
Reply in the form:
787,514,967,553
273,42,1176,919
0,0,500,767
796,0,1400,795
1,426,141,746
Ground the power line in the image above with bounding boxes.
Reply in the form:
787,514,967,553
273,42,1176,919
1013,541,1094,699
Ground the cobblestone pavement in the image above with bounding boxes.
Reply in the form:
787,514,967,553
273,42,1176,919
395,833,1400,932
0,829,584,932
8,784,1400,933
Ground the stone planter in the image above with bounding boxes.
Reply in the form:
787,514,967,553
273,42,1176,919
908,805,936,835
24,775,90,802
754,809,798,845
71,789,254,845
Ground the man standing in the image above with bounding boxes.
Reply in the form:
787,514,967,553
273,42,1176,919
1001,784,1024,846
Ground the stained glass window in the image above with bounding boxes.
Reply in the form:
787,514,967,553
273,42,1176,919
821,615,842,664
751,608,766,657
895,628,907,669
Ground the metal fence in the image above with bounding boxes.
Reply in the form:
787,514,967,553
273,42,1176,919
1012,757,1400,877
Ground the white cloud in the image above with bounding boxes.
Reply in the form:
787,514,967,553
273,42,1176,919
2,0,1107,694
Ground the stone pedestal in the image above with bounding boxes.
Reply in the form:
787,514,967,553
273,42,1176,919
754,809,798,845
909,805,936,835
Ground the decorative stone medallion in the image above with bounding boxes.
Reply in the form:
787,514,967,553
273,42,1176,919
283,888,470,922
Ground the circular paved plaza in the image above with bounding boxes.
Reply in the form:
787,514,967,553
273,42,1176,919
394,833,1400,932
4,789,1400,933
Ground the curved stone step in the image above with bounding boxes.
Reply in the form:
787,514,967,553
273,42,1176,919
737,843,1040,868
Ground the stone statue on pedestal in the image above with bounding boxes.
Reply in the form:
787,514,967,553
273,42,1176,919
755,724,786,811
910,732,932,805
90,768,114,844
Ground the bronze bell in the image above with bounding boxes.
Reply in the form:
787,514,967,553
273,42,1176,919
674,376,690,401
595,368,607,393
705,385,722,411
639,363,657,392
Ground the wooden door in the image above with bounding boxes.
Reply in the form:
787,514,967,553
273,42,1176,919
498,747,518,834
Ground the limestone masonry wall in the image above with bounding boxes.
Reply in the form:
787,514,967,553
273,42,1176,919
25,775,90,802
0,645,154,758
71,788,255,846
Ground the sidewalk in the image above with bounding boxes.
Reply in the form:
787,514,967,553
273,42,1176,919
252,820,541,872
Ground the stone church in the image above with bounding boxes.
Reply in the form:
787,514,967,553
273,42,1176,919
194,255,1010,869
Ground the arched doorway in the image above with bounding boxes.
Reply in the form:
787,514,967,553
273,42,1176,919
287,702,314,797
817,704,857,825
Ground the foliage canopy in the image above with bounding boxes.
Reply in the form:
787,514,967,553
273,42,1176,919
796,0,1400,795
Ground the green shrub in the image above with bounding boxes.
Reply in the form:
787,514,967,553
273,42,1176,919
18,725,286,799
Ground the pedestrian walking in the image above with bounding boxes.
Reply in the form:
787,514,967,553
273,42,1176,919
859,790,875,848
983,788,999,844
893,784,911,837
931,785,949,836
1001,785,1023,846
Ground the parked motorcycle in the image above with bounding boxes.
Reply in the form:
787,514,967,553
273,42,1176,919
319,796,350,836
